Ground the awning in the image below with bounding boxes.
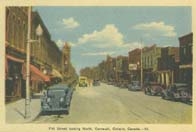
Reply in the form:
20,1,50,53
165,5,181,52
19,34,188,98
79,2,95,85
6,55,24,78
51,69,63,79
30,65,50,82
23,64,50,82
6,55,24,63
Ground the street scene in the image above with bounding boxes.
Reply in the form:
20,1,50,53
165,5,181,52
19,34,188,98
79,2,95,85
33,84,192,124
5,6,192,124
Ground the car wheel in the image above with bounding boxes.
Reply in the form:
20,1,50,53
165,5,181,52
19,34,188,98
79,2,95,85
144,89,147,94
181,98,188,103
150,89,155,96
41,111,46,115
65,110,69,115
65,106,70,115
161,94,165,99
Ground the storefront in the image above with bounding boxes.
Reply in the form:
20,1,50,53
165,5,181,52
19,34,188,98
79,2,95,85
22,64,51,93
5,55,24,102
179,64,192,85
157,70,172,87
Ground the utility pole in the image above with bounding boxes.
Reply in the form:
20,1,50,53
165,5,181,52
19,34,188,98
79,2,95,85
25,6,31,118
140,39,143,89
25,7,43,118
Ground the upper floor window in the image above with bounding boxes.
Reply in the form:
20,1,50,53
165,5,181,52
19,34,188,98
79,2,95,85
183,47,186,55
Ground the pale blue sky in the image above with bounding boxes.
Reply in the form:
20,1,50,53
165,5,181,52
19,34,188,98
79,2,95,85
33,6,191,73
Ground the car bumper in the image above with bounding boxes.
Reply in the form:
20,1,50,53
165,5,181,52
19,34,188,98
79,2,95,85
41,106,69,112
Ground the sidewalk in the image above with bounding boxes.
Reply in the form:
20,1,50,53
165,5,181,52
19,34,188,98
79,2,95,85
6,93,42,123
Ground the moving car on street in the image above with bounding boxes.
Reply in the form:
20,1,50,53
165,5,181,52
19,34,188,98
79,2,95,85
41,84,73,115
128,81,141,91
78,76,88,87
144,82,163,96
161,83,192,103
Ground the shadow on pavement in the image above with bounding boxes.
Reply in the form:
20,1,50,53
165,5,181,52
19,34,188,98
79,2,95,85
32,94,42,99
14,108,25,118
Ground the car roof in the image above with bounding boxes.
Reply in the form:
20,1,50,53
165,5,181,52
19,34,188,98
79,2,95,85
48,84,70,90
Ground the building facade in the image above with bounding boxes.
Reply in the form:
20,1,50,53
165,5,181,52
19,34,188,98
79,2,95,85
115,56,128,82
178,32,193,85
157,47,179,86
128,48,141,81
5,7,28,101
142,45,161,83
5,7,76,102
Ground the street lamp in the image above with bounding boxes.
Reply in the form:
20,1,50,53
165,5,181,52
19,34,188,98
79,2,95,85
36,24,43,60
36,24,43,37
25,7,43,118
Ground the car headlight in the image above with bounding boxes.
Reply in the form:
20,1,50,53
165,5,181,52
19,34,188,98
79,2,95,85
60,97,64,102
47,98,51,102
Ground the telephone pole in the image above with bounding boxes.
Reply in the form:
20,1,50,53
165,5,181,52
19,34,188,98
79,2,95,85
25,6,31,118
140,39,143,89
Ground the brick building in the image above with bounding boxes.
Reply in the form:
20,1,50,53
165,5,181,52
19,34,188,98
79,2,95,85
142,44,161,82
115,56,128,82
179,32,193,85
5,7,73,102
157,47,179,86
105,55,116,81
128,48,141,81
5,7,29,101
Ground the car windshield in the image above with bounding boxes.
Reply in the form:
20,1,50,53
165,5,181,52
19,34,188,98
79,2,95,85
80,79,86,82
132,82,140,86
48,89,65,97
176,86,188,90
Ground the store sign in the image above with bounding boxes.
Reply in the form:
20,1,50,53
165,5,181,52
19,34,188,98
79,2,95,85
129,64,137,70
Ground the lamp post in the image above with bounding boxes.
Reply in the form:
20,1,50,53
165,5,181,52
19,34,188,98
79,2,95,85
25,7,43,118
36,24,43,62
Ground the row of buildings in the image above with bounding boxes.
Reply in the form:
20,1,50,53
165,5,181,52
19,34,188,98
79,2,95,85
80,32,193,88
5,7,78,102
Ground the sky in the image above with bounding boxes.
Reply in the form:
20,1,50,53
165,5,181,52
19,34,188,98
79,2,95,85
33,6,192,74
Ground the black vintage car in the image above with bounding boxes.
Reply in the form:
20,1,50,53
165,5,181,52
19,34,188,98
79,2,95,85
161,83,192,103
128,81,141,91
41,84,73,115
144,82,163,96
93,79,100,86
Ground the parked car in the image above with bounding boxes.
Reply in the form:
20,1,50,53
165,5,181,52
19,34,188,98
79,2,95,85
41,84,73,115
114,81,120,87
107,81,114,85
93,79,100,86
119,80,128,88
144,82,163,96
128,81,141,91
161,83,192,102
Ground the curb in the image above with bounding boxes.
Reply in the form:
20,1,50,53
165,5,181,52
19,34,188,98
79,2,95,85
26,110,41,123
29,111,41,123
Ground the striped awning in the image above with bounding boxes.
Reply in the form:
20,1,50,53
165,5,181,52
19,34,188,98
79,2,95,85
6,55,24,63
22,64,50,82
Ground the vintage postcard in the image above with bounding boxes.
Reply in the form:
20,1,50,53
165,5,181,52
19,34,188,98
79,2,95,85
0,0,195,132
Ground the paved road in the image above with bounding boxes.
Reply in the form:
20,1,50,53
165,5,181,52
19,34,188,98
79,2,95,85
33,83,192,124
